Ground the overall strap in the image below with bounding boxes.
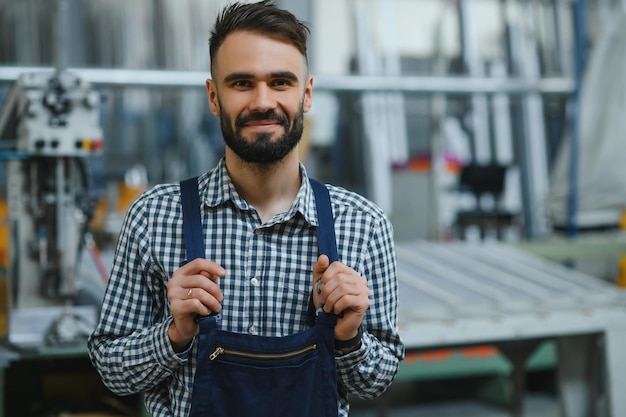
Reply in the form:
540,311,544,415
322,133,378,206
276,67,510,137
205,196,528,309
180,176,204,261
309,178,338,263
307,179,338,326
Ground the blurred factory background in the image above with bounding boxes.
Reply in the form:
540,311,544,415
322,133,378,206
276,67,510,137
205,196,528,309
0,0,626,416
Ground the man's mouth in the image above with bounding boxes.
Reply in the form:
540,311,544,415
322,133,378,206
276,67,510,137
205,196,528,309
245,119,281,127
237,111,289,131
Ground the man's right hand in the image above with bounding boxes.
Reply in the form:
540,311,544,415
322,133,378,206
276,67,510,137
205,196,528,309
167,258,226,352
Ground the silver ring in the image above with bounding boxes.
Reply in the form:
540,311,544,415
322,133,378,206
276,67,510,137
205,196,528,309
187,288,193,298
316,280,322,294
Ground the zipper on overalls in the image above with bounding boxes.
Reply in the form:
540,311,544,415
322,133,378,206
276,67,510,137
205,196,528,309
209,344,317,361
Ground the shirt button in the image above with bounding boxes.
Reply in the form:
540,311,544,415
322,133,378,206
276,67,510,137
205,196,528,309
249,325,257,334
254,229,262,235
250,277,259,286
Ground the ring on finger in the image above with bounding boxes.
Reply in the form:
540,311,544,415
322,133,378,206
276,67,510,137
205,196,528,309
316,280,322,294
187,288,193,298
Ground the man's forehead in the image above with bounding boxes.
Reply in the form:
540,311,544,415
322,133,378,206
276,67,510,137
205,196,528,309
213,31,307,75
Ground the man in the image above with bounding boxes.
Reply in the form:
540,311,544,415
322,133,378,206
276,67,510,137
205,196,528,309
88,1,404,416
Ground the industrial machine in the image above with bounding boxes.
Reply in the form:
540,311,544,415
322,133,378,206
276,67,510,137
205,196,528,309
0,70,103,349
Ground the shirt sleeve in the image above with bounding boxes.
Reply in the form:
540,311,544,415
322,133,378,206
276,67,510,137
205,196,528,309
334,212,405,399
87,196,187,396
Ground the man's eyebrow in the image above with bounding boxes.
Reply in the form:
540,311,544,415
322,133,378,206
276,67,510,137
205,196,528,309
270,71,299,81
223,72,254,83
222,71,300,84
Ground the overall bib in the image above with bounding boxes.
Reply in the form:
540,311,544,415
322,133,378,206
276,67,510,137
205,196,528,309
180,177,339,417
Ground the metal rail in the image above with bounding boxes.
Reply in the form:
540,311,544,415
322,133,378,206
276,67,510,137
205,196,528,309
0,66,574,95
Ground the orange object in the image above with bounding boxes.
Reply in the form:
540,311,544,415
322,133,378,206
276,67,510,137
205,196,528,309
402,346,499,364
116,182,145,214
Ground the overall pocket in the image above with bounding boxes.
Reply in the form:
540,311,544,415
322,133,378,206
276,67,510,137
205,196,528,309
206,342,325,417
189,316,338,417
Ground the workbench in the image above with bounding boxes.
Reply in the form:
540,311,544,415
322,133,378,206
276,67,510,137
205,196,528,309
395,240,626,417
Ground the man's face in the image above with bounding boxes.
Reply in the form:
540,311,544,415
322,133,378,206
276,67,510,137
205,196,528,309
206,31,313,164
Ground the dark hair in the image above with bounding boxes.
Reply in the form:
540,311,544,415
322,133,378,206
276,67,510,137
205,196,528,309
209,0,310,73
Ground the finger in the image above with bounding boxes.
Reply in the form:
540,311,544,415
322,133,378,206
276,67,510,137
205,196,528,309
327,292,370,315
321,274,368,312
180,286,222,315
181,258,227,278
320,269,364,294
199,270,221,284
184,274,223,301
184,276,223,306
315,263,348,304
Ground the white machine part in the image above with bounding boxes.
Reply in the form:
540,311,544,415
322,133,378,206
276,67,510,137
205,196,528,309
0,71,103,349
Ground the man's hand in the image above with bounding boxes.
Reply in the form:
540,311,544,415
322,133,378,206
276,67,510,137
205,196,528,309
312,255,369,342
167,258,226,352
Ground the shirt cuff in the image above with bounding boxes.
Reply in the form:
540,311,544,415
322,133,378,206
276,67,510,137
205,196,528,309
152,316,194,370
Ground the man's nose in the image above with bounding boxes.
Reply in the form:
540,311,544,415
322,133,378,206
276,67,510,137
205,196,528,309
249,83,275,111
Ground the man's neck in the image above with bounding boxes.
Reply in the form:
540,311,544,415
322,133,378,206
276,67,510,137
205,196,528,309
225,150,302,223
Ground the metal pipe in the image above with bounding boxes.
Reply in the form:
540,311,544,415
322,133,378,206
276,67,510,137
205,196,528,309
55,0,71,73
0,66,574,95
567,0,587,238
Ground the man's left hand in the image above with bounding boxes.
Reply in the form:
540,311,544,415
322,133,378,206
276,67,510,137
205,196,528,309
312,255,369,342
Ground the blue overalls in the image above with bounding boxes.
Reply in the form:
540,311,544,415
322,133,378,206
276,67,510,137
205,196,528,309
180,177,339,417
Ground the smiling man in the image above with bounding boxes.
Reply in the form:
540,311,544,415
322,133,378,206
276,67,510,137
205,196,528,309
209,30,309,166
88,2,404,416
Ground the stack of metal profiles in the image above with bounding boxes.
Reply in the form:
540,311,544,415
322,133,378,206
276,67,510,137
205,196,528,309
394,240,626,417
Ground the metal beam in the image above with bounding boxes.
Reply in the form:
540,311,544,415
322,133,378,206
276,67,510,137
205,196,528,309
0,67,574,95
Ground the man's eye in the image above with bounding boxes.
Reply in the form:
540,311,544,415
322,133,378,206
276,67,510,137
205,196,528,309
273,79,291,87
233,80,250,88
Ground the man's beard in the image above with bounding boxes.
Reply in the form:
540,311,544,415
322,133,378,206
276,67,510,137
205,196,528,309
220,104,304,164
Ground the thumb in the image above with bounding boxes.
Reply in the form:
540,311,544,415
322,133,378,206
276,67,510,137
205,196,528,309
312,255,330,309
312,254,330,280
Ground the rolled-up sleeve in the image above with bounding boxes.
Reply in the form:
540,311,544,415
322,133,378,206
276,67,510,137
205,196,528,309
335,213,405,399
87,195,187,395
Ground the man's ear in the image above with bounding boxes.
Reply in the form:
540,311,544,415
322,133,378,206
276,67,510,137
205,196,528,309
206,79,220,116
303,76,313,113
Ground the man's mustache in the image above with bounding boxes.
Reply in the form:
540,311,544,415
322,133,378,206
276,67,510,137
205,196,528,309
235,110,290,129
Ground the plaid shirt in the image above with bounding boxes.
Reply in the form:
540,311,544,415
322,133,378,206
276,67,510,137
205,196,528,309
88,159,404,417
